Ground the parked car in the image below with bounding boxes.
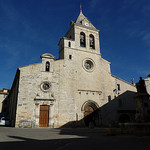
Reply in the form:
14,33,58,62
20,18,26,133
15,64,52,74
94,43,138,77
0,117,10,126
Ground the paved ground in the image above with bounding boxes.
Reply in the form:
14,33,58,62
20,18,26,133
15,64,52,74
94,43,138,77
0,127,150,150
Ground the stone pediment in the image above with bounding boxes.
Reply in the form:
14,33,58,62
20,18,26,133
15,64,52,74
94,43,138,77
75,11,97,30
34,93,55,101
40,53,55,59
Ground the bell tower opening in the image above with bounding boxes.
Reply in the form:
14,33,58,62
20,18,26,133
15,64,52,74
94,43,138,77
89,34,95,49
80,32,86,47
46,61,50,72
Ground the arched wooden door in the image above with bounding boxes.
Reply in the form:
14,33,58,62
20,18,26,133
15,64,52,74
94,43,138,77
84,105,94,126
39,105,49,127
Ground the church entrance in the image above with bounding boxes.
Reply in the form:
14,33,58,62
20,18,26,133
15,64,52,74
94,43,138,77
39,105,49,127
84,105,94,126
82,101,99,127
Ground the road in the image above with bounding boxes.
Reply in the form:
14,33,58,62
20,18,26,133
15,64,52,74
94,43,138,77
0,127,150,150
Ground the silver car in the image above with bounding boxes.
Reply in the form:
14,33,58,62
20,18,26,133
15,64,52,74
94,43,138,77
0,117,10,126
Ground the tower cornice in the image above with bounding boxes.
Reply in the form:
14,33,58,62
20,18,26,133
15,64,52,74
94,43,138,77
74,23,100,32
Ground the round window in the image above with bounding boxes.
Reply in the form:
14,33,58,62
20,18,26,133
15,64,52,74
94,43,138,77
41,81,51,92
84,60,93,70
83,58,95,72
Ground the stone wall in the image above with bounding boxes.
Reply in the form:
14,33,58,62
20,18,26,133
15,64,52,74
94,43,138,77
145,77,150,94
8,69,20,126
14,55,61,128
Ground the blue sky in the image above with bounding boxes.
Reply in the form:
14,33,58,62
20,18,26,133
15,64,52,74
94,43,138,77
0,0,150,89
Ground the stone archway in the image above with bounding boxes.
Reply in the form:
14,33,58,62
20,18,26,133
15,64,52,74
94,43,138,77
84,105,94,126
82,101,99,127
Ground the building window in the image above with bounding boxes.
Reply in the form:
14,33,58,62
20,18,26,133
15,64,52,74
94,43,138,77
108,95,111,102
89,34,95,49
69,55,72,60
80,32,86,47
83,58,95,72
117,84,120,91
84,60,93,70
46,61,50,72
41,81,51,92
68,41,71,47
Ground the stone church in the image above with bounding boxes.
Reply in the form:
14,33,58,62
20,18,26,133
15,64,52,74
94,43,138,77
7,9,136,128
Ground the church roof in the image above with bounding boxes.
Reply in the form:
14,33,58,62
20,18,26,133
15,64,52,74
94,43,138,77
75,9,97,30
75,10,86,23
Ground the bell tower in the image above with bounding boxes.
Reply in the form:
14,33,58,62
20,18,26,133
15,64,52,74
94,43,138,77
58,8,101,59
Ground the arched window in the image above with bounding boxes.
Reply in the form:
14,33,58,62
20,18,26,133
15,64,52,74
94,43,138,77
89,34,95,49
45,61,50,72
80,32,86,47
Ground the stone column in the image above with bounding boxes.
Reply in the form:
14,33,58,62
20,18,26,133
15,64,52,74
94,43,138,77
35,103,39,127
49,104,54,128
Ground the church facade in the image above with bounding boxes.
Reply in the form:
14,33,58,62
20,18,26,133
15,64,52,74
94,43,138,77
8,10,136,128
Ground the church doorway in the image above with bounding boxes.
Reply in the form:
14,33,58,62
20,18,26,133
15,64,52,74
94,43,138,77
82,101,99,127
39,105,49,127
84,105,94,126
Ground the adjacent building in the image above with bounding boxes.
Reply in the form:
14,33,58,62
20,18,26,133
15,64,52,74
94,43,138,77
0,88,10,114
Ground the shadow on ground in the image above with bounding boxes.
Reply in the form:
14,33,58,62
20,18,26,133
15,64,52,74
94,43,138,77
1,128,150,150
